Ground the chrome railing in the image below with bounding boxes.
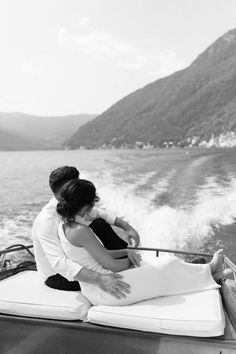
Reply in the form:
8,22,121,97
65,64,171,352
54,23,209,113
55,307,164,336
128,246,213,258
223,256,236,285
0,244,34,271
1,244,235,285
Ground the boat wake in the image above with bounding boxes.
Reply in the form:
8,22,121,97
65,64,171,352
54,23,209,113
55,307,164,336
91,171,236,255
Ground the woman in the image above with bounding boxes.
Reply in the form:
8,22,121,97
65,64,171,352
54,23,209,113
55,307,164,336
57,179,228,306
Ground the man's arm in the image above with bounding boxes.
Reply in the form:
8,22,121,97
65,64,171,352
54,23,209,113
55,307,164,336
75,268,130,299
87,207,116,225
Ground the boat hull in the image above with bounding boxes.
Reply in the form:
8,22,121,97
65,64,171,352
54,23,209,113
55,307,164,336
0,313,235,354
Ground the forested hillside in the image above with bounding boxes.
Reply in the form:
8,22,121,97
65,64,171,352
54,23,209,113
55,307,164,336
66,28,236,149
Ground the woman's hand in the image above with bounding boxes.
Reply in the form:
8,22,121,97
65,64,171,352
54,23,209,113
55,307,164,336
125,226,140,247
127,249,142,268
114,217,140,247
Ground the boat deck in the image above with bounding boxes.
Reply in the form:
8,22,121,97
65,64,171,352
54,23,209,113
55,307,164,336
0,309,235,354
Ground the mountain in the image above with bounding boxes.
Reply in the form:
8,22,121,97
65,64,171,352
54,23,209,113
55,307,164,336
0,129,43,150
66,28,236,149
0,113,96,149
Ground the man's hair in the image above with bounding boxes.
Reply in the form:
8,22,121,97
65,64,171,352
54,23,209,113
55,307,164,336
49,166,79,194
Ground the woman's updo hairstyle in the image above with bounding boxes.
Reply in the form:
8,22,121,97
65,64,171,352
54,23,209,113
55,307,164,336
57,179,99,223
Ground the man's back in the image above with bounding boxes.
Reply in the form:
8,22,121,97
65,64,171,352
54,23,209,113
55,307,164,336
32,197,82,280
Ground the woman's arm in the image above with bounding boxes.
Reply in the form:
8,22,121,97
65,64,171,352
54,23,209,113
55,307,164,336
109,249,142,268
108,249,128,259
114,217,140,247
68,225,131,273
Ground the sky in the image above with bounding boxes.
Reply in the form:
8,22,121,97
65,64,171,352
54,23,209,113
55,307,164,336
0,0,235,116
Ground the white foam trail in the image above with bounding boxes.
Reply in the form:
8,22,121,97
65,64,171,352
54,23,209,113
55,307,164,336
91,169,174,207
195,175,236,229
0,216,32,248
88,172,236,255
150,176,236,250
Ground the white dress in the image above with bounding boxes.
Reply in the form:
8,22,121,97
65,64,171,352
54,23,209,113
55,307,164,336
58,222,220,306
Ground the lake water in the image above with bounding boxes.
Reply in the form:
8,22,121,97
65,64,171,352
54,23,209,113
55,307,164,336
1,148,236,263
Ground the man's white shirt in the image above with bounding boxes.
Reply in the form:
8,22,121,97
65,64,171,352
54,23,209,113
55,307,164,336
32,197,116,280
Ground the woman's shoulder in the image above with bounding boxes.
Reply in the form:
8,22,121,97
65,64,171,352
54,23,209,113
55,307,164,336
70,221,90,231
66,222,92,246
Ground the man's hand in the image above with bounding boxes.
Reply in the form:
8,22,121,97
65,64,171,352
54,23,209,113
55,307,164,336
127,249,142,268
96,273,131,299
125,226,140,247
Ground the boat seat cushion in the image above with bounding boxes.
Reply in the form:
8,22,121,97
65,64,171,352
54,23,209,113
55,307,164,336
88,289,225,337
0,270,91,320
0,271,225,337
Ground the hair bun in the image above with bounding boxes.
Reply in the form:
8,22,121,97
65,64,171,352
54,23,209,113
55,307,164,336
57,197,74,221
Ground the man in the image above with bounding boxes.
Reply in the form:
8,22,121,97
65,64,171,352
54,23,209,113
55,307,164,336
32,166,141,299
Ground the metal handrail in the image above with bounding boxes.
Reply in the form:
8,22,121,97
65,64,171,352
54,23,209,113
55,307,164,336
1,243,235,284
0,244,34,257
128,246,213,258
223,256,236,285
0,244,214,258
224,256,236,272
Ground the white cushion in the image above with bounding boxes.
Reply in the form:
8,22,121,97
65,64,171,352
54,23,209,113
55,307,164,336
88,290,225,337
0,271,91,320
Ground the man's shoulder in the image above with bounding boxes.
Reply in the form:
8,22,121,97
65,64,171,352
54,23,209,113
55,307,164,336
36,198,57,217
32,199,59,230
34,209,55,223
